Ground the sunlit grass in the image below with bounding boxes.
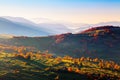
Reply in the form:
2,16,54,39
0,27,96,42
0,52,120,80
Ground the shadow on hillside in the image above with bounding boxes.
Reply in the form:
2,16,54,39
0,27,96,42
0,70,53,80
16,57,47,69
0,57,119,80
0,69,94,80
0,67,119,80
50,69,119,80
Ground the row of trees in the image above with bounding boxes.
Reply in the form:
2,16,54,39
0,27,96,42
14,51,120,71
62,56,120,70
4,48,119,80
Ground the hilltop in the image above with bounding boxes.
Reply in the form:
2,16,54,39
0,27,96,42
0,26,120,63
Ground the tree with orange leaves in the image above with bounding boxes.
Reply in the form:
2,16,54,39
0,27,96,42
75,68,80,73
67,67,72,72
114,64,120,70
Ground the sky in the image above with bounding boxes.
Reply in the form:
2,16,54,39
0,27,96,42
0,0,120,24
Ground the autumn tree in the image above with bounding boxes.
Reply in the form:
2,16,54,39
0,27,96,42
98,62,104,68
114,64,120,70
67,67,72,72
80,57,85,61
93,58,99,62
24,52,33,60
75,68,80,73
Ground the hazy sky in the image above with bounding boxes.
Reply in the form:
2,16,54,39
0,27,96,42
0,0,120,23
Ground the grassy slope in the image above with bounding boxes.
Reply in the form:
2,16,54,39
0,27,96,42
0,52,120,80
0,32,119,63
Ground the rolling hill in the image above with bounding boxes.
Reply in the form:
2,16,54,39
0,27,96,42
0,50,120,80
0,25,120,63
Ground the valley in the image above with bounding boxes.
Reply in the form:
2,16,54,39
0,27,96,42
0,25,120,80
0,44,120,80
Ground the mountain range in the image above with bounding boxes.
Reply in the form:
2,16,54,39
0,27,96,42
0,17,49,36
0,16,120,63
0,16,71,36
0,25,120,63
0,16,120,36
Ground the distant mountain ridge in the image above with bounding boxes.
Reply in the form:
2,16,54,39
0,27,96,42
0,16,120,36
0,17,72,36
2,16,35,24
0,17,50,36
